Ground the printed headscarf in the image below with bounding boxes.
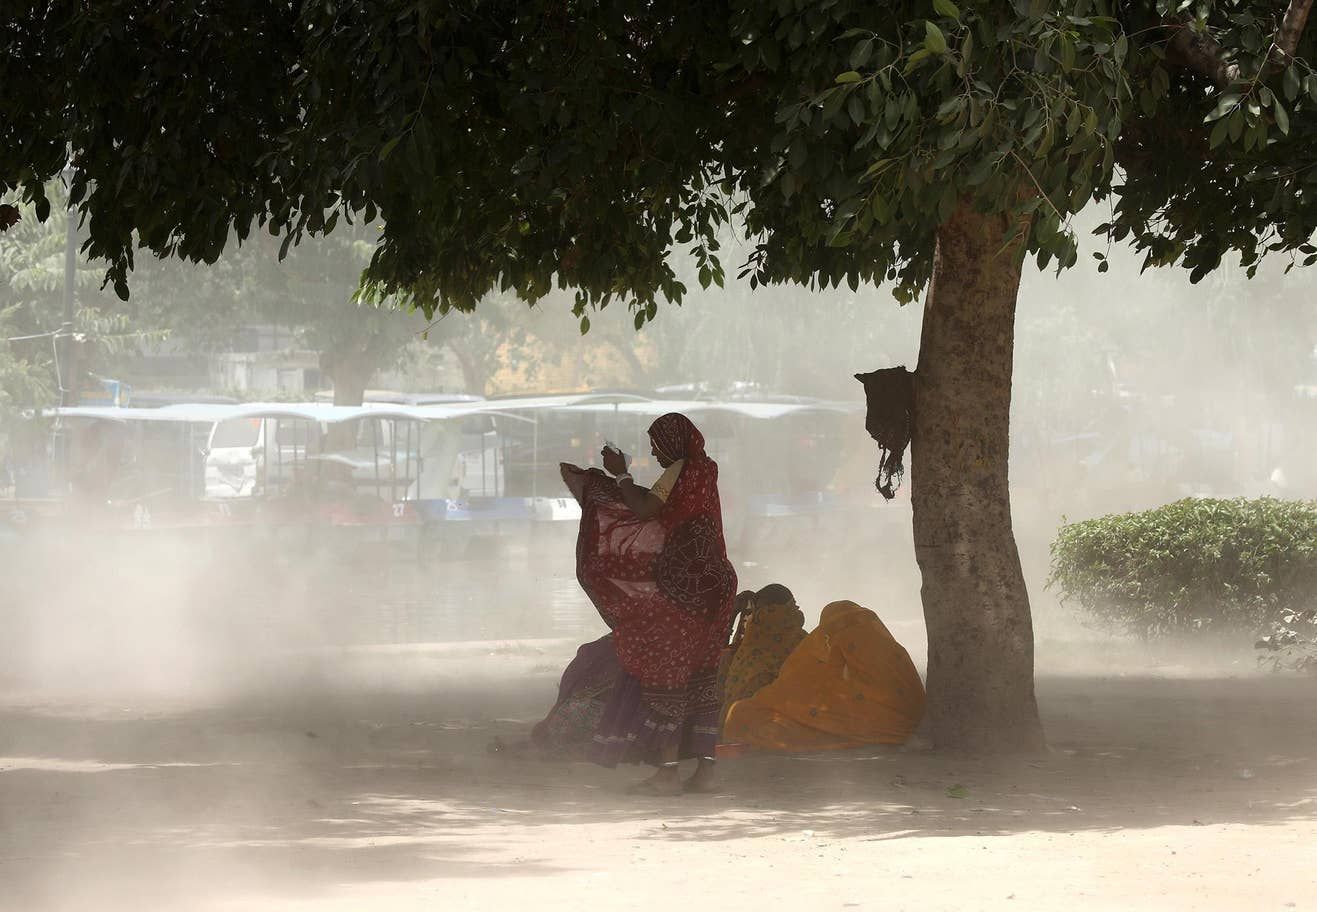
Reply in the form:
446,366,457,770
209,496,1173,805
648,413,705,464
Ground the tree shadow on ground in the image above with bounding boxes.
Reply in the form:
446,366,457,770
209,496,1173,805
1,673,1314,904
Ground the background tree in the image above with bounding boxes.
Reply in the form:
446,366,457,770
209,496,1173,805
254,229,421,406
5,0,1316,750
118,227,422,406
0,185,148,417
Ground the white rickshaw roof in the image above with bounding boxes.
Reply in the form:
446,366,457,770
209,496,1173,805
50,394,859,426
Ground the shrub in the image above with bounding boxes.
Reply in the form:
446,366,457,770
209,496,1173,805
1255,610,1317,675
1048,497,1317,641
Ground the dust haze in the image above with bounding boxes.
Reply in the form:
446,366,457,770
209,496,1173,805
4,225,1312,699
1,221,1315,910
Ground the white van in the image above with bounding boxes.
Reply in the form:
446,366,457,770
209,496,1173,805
203,416,265,498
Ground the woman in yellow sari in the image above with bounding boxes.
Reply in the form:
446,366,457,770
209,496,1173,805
718,584,808,724
723,600,924,750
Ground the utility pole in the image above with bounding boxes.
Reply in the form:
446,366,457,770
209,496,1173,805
61,189,78,407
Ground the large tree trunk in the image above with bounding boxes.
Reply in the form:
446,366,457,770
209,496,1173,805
912,197,1045,753
323,349,372,407
448,342,489,397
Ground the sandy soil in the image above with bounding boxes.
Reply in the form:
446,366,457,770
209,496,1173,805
1,642,1315,912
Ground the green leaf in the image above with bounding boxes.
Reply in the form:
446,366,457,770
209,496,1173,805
822,87,848,122
1208,115,1229,149
1228,108,1245,142
850,39,873,69
932,0,960,19
848,93,866,126
1036,123,1054,156
924,21,948,55
1273,100,1290,135
870,193,890,223
378,135,403,161
835,70,862,84
903,48,932,73
789,136,807,170
579,315,590,335
946,784,969,799
936,95,965,119
863,158,893,178
1283,65,1301,102
1204,93,1241,123
1060,39,1076,72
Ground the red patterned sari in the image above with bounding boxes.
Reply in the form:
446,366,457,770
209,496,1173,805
561,413,738,766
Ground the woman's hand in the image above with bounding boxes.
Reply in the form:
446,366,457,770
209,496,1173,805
601,446,629,477
734,590,756,618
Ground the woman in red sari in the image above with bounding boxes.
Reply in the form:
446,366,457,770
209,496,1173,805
561,413,738,795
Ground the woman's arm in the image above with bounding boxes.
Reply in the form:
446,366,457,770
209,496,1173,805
602,447,664,519
616,476,664,520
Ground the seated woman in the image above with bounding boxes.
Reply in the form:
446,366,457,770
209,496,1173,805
723,600,925,751
528,634,621,758
719,584,808,725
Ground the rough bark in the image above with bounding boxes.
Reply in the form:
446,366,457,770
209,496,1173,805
1277,0,1315,66
322,349,372,407
447,342,490,397
911,196,1045,754
607,336,648,386
1166,0,1313,86
1165,18,1241,87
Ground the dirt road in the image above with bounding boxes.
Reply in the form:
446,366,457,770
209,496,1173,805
1,643,1314,911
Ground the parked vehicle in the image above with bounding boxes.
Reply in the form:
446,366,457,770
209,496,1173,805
204,415,265,498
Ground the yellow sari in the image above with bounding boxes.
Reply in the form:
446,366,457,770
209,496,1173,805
719,597,807,724
723,601,925,750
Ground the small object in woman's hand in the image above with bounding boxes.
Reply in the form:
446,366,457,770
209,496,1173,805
603,441,631,465
601,442,630,477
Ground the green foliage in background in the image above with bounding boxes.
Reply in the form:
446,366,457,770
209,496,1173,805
1255,608,1317,673
1049,497,1317,640
0,186,151,425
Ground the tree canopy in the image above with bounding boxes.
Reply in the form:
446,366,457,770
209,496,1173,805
5,0,1316,750
4,1,1315,321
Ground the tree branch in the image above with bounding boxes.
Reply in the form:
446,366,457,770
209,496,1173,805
1164,19,1238,87
1275,0,1315,67
1165,0,1313,88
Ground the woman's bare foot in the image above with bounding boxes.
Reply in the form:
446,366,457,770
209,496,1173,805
627,765,683,796
683,759,718,793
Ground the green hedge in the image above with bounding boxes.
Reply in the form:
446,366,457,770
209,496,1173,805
1049,498,1317,639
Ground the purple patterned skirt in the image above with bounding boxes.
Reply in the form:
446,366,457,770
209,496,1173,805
586,668,721,768
531,635,619,756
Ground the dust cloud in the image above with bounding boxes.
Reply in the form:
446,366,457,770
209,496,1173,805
1,220,1315,912
2,225,1314,699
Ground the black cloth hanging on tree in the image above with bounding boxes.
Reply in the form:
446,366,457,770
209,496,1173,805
854,367,914,501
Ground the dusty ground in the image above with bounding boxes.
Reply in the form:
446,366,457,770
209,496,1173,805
1,641,1315,912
